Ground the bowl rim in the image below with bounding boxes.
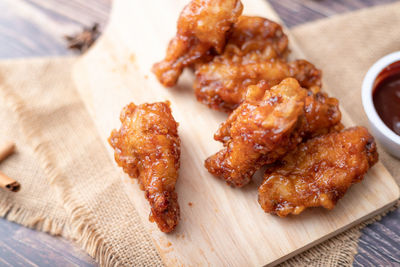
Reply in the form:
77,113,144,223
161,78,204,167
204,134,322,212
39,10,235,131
362,51,400,145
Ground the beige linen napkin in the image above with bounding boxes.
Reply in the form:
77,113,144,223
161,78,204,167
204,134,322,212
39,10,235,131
0,2,399,266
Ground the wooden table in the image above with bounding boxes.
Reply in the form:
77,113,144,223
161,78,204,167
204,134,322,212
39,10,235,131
0,0,398,266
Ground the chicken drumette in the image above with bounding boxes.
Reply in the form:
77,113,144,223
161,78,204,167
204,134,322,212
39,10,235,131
109,102,181,233
194,16,321,112
205,78,341,187
152,0,243,87
258,127,378,217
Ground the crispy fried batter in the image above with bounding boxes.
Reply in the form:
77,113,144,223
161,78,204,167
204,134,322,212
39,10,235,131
193,16,320,112
108,102,180,232
152,0,243,87
205,78,341,187
195,59,321,112
299,90,343,138
217,16,289,62
258,127,378,217
205,79,305,187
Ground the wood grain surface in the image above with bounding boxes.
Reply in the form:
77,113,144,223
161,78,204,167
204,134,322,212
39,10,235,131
0,0,398,266
268,0,399,27
0,218,96,266
0,0,110,58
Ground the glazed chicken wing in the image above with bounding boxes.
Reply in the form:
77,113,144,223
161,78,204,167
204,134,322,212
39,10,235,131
152,0,243,87
258,127,378,217
108,102,180,233
299,89,343,138
205,78,341,187
194,16,320,112
216,16,289,62
195,59,321,112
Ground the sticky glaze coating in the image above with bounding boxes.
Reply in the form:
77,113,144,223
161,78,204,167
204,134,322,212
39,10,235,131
215,16,289,62
205,78,341,187
299,89,343,138
258,126,378,217
109,102,180,233
194,16,320,112
152,0,243,87
195,58,321,112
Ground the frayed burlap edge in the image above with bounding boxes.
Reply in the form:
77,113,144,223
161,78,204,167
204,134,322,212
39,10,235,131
0,78,68,237
0,196,67,236
280,200,399,266
0,78,125,267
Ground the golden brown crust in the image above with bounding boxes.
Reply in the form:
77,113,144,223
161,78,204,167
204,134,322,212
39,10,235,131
205,78,341,187
216,16,289,62
108,102,180,233
195,59,321,112
152,0,243,87
193,16,320,112
299,90,342,138
258,126,379,217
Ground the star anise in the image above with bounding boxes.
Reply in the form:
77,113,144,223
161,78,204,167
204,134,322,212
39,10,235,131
65,23,101,53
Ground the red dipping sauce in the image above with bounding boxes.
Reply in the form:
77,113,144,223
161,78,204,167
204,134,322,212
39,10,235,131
373,60,400,135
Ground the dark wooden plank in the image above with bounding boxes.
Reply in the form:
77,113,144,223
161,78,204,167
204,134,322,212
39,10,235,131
0,218,97,266
354,209,400,266
268,0,399,28
0,0,110,58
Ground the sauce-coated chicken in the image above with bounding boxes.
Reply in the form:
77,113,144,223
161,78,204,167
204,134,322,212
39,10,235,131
258,127,378,217
109,102,181,232
205,78,341,187
194,16,320,112
152,0,243,87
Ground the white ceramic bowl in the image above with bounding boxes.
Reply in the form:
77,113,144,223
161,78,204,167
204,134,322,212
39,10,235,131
362,51,400,158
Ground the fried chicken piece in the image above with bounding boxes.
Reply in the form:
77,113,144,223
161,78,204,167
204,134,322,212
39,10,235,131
218,16,289,63
205,78,305,187
152,0,243,87
258,127,378,217
193,15,319,112
205,78,341,187
299,89,343,138
108,102,180,233
195,57,321,112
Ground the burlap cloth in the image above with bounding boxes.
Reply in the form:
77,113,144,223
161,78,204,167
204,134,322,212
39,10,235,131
0,2,399,266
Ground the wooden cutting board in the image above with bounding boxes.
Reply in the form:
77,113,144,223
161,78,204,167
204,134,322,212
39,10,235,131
73,0,400,265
